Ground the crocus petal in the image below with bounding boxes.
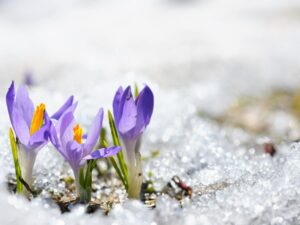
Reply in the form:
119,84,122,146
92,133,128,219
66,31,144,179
118,87,137,134
66,141,83,170
12,108,30,145
134,85,154,136
6,81,15,125
51,96,74,120
83,146,121,160
60,112,76,149
83,108,104,155
6,82,31,145
113,86,124,126
54,101,78,131
49,122,65,154
28,128,48,150
28,112,51,150
15,85,34,127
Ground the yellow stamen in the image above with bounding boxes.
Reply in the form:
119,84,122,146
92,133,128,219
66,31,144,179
30,103,46,136
73,124,83,144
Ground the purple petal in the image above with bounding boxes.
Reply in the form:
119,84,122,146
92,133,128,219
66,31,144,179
44,110,51,124
6,81,15,125
134,85,154,136
11,109,30,145
66,141,83,170
54,101,78,132
83,108,104,155
48,123,69,161
28,112,50,149
117,87,137,134
113,86,124,126
60,112,76,149
49,122,63,151
15,85,34,127
83,146,121,160
51,96,74,120
6,82,32,145
28,126,48,150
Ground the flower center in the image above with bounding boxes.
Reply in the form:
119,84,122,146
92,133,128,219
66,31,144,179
73,124,83,144
30,103,46,136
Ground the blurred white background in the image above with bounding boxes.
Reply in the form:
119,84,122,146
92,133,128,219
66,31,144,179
0,0,300,93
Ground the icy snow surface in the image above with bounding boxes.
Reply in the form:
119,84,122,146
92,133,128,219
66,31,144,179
1,0,300,224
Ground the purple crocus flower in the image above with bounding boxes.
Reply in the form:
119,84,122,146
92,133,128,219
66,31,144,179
113,85,154,198
49,108,121,196
6,81,74,194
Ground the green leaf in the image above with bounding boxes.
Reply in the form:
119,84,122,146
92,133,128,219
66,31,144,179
100,128,128,190
9,128,23,193
108,110,120,146
108,110,129,189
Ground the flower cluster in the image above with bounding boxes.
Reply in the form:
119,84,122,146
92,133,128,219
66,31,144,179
6,81,154,201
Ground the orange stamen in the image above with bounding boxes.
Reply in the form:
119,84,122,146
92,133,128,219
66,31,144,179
30,103,46,136
73,124,83,144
